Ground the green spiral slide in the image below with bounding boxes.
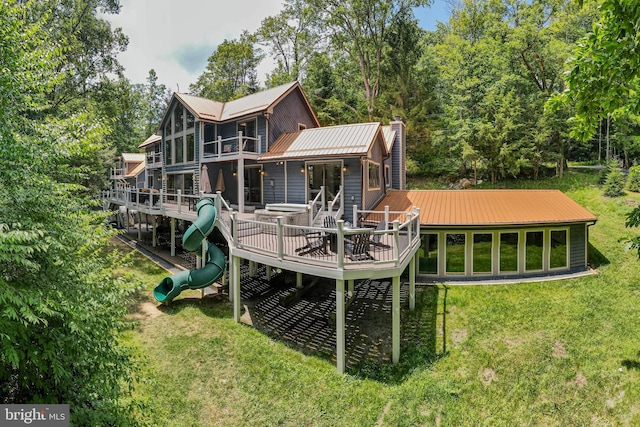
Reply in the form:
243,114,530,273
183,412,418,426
153,198,227,304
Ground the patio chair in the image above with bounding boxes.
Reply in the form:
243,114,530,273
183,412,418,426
324,215,338,251
295,231,327,256
345,233,374,261
370,220,391,249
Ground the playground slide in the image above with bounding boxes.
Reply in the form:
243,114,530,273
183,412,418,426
153,198,227,304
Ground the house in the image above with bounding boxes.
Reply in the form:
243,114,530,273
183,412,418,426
110,152,146,189
103,81,596,373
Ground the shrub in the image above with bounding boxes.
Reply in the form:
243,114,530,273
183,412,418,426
627,166,640,192
603,166,627,197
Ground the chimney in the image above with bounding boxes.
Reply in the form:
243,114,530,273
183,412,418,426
390,118,406,190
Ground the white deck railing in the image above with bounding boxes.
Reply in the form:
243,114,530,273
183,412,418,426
202,131,262,159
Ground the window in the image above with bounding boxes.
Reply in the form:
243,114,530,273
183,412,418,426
244,166,262,204
166,174,175,192
500,232,518,273
184,173,194,195
368,161,381,189
550,229,568,269
165,138,172,165
525,231,544,271
473,233,493,274
186,111,195,129
165,120,171,136
446,233,465,274
298,123,307,130
174,136,184,164
174,106,184,133
385,165,391,188
420,233,438,274
186,134,195,162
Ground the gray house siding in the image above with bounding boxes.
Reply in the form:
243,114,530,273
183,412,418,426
262,162,285,205
342,158,362,223
269,89,318,146
570,223,587,270
363,137,387,211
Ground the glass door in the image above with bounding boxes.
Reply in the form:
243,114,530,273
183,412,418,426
307,162,342,209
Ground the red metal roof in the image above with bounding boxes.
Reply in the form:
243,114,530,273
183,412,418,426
376,190,597,226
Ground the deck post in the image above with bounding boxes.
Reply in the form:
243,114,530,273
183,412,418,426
266,265,272,281
336,278,345,374
392,275,400,363
296,272,303,289
232,255,241,322
384,205,390,225
249,261,256,277
337,221,345,269
409,254,416,311
152,215,157,247
276,216,284,259
347,279,354,298
392,220,400,262
237,158,245,213
170,217,176,257
353,205,358,227
177,190,182,214
137,211,142,241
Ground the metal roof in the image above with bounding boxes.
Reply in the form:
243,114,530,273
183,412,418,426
120,153,145,163
172,81,318,124
125,161,146,178
138,133,162,149
376,189,597,226
258,122,385,161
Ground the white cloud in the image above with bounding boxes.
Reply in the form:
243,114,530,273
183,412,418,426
104,0,284,92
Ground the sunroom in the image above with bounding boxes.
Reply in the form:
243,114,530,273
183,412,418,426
376,189,597,280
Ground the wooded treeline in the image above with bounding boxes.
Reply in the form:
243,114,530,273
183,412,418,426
1,0,640,423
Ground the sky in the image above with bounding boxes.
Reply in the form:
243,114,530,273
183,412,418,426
104,0,452,93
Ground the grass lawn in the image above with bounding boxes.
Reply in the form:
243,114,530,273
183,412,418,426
119,169,640,426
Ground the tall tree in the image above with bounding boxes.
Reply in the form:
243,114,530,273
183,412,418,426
257,0,317,85
308,0,431,120
0,2,140,422
190,31,263,101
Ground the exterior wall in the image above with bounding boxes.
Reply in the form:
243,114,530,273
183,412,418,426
269,88,319,147
342,158,362,223
262,162,285,205
570,223,587,270
417,223,589,280
363,136,387,211
390,120,406,190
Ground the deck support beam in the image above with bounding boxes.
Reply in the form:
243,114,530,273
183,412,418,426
347,279,354,298
336,278,345,374
137,211,142,241
296,272,303,289
409,254,416,311
266,265,272,281
232,255,241,322
249,260,256,277
152,215,157,247
392,275,400,364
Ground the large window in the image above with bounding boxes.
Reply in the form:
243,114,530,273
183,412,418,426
244,166,262,204
420,233,438,274
550,229,568,269
369,161,381,189
500,232,518,273
525,231,544,271
446,233,466,274
165,104,196,165
473,233,493,274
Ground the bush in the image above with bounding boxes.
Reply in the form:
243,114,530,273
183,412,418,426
627,166,640,192
603,166,627,197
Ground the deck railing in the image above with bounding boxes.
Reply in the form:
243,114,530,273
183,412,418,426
145,151,162,167
202,131,262,159
231,207,420,269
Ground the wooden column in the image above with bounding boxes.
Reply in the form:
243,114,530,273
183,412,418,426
232,255,241,322
336,279,345,374
152,216,157,247
137,211,142,241
392,275,400,364
266,265,272,281
170,217,176,257
296,272,303,289
347,279,354,298
409,254,416,311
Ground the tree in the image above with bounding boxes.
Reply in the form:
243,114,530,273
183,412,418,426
0,2,140,423
257,0,317,85
558,0,640,140
144,69,170,136
190,31,263,101
308,0,431,120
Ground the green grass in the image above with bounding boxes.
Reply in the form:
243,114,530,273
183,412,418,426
119,169,640,426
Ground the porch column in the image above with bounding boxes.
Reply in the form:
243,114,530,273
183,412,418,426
237,158,245,213
347,279,354,298
296,272,303,289
336,279,345,374
409,254,416,311
249,260,256,277
170,217,176,257
232,255,241,322
137,211,142,241
392,275,401,364
266,265,272,281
